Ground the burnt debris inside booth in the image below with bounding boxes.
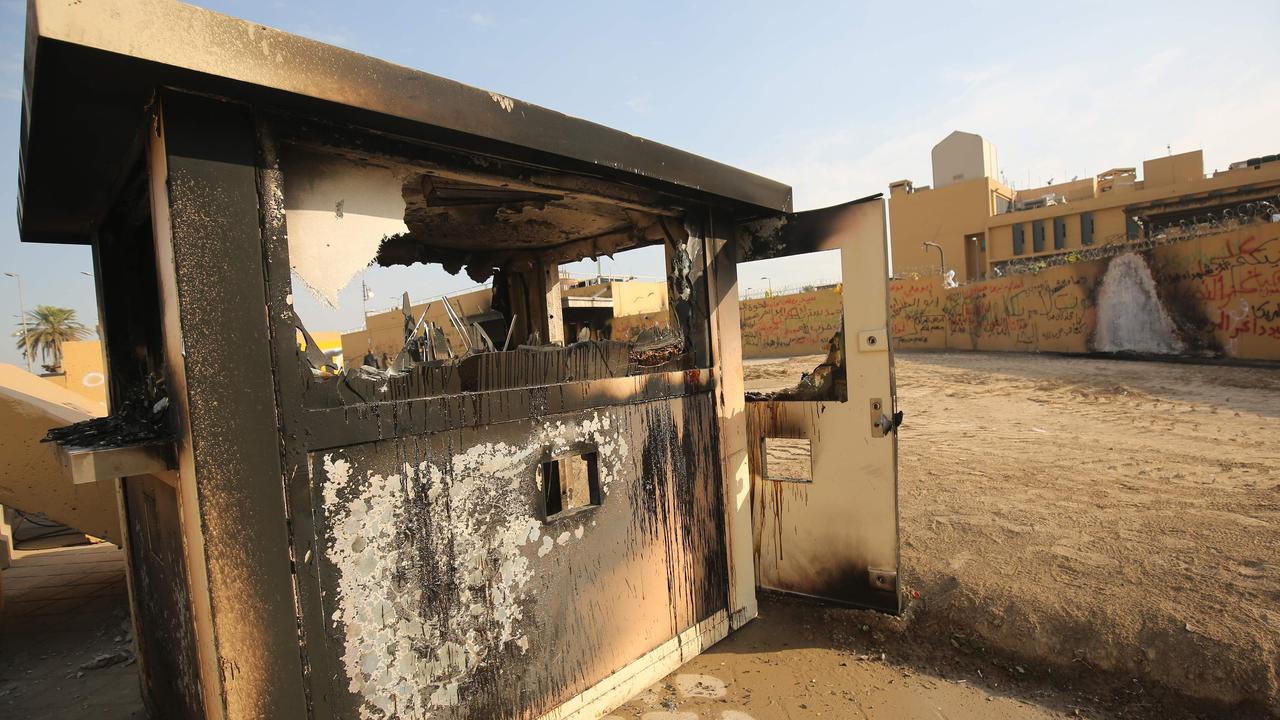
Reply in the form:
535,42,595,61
283,142,710,408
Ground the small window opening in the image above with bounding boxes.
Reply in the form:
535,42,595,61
762,437,812,483
541,451,601,520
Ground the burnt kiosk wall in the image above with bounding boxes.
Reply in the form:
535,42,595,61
266,123,731,718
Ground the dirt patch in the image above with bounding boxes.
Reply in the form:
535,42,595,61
737,351,1280,717
615,595,1073,719
0,543,144,720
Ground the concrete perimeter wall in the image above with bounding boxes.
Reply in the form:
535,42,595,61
740,289,843,358
888,223,1280,361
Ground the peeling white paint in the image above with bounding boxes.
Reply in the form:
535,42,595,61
280,148,409,306
321,410,632,718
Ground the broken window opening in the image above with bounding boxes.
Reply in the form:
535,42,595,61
761,437,813,483
559,239,701,375
541,451,601,521
44,163,173,455
280,144,712,407
738,249,847,402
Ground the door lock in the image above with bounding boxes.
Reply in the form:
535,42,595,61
870,398,902,437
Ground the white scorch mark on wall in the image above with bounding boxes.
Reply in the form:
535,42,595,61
322,411,629,718
1094,253,1185,354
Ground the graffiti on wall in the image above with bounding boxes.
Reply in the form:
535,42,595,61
740,289,843,358
1151,231,1280,357
887,224,1280,361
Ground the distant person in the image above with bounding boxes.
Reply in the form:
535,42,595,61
363,350,377,369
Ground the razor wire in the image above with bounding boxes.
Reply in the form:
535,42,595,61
994,194,1280,277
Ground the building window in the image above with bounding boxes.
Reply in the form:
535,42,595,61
1032,221,1046,252
1126,214,1141,241
1081,212,1094,246
1012,224,1025,255
1053,217,1067,250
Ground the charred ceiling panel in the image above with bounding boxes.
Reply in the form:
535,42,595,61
312,396,727,718
281,144,685,285
391,174,676,278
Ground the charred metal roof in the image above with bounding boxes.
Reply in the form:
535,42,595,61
17,0,793,245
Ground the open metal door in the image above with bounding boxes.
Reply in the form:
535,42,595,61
739,195,901,613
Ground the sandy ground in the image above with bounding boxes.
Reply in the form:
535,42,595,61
890,352,1279,715
3,352,1276,719
618,352,1277,719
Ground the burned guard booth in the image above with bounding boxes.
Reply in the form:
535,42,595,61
18,1,900,718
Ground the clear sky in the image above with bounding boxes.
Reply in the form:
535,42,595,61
2,0,1278,364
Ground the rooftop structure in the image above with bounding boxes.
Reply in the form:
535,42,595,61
890,134,1280,283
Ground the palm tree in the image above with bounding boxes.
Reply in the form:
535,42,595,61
13,305,91,372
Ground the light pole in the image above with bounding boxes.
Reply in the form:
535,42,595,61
80,271,103,339
360,275,374,349
4,272,32,373
760,276,772,296
922,242,946,276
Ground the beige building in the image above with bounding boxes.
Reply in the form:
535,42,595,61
890,134,1280,283
39,339,108,410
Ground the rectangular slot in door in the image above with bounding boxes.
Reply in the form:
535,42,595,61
762,438,812,483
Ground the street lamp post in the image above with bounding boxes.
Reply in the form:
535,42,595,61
4,272,33,373
81,271,103,340
922,242,946,276
760,276,772,295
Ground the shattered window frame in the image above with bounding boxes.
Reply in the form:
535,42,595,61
274,129,716,411
738,249,850,404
